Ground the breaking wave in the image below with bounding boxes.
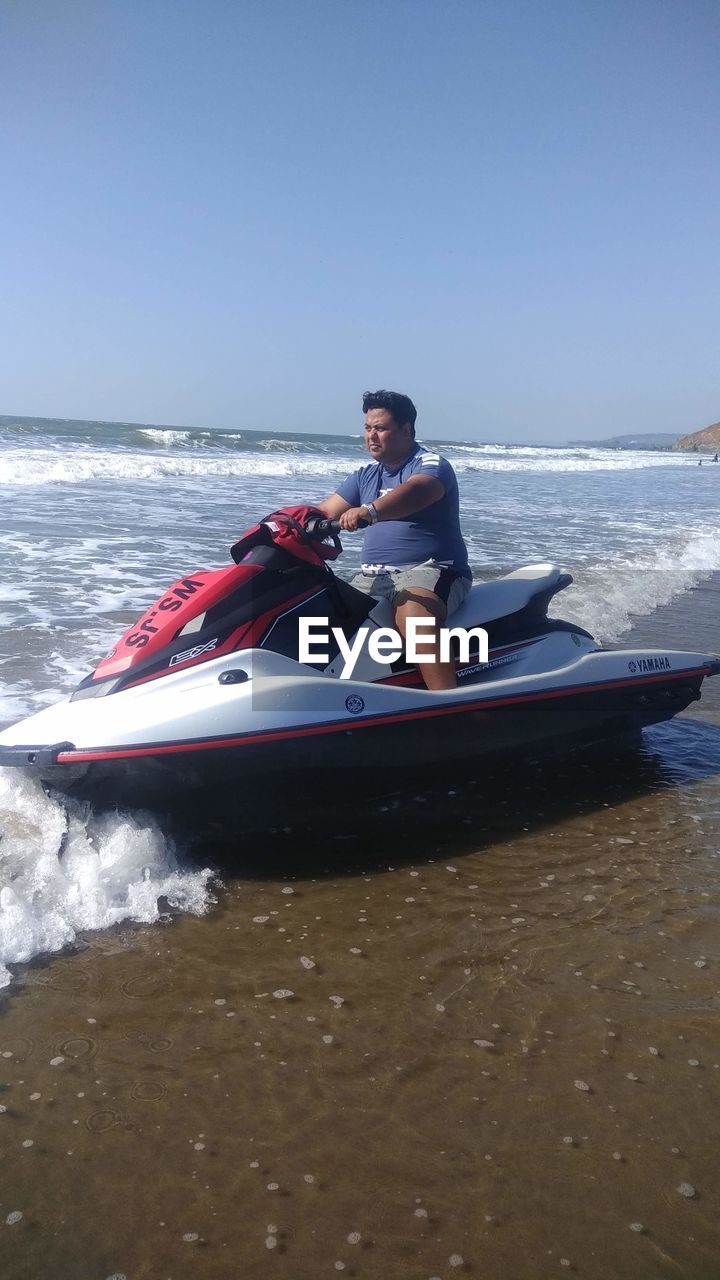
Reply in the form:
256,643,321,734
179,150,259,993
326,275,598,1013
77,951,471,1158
0,770,215,989
553,528,720,643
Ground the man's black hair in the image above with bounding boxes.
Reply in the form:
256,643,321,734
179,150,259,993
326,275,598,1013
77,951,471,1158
362,389,417,438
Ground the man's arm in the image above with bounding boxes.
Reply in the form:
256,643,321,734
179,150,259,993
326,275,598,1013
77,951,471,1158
317,493,353,519
339,474,445,531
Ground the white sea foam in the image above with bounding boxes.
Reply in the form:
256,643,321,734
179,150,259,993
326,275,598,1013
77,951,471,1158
447,441,585,457
450,449,700,474
0,770,214,988
0,444,701,486
138,428,198,447
256,437,304,452
0,449,360,486
0,632,137,725
553,528,720,643
0,687,38,726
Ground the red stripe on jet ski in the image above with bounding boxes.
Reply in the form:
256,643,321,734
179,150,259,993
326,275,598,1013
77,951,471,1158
55,665,711,764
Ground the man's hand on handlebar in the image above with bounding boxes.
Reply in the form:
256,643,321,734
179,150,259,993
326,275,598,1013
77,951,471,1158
303,512,369,538
338,506,371,532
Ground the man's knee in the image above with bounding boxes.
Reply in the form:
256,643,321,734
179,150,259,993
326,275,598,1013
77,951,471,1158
393,589,446,631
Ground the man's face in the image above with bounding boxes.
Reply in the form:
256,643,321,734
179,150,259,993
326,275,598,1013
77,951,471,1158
363,408,413,466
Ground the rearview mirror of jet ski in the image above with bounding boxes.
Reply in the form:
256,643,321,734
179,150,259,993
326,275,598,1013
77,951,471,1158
1,504,718,811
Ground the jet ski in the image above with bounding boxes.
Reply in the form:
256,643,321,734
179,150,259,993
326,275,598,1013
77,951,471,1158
0,505,718,810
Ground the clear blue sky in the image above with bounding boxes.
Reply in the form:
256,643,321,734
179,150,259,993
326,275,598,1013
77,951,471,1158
1,0,718,442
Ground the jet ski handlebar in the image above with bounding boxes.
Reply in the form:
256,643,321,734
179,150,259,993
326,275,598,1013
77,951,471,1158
304,516,369,537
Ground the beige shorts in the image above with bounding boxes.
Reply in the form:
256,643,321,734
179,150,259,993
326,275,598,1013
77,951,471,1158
349,560,471,616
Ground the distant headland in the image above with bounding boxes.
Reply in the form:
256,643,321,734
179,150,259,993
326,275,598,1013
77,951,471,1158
672,421,720,453
567,420,720,452
566,432,678,450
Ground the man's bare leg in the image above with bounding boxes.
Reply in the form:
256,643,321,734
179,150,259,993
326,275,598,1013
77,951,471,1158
392,589,456,691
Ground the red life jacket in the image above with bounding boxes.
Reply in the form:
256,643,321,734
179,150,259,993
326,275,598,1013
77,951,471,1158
230,505,342,568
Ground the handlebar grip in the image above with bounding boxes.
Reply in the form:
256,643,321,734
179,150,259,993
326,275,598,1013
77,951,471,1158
305,517,341,536
305,517,369,536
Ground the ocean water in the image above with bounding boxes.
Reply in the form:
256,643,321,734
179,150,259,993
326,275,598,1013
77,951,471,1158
2,415,720,1278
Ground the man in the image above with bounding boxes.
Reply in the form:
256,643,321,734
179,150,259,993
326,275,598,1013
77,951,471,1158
319,390,471,691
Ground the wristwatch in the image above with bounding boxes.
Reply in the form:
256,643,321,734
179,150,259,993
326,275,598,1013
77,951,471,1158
363,503,379,524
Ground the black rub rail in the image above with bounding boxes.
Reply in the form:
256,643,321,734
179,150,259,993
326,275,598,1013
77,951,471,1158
0,742,75,768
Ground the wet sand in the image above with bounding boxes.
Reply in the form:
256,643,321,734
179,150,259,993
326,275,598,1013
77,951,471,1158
1,582,720,1280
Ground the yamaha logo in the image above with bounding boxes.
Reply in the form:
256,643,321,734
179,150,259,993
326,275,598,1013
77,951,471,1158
628,656,672,674
345,695,365,714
